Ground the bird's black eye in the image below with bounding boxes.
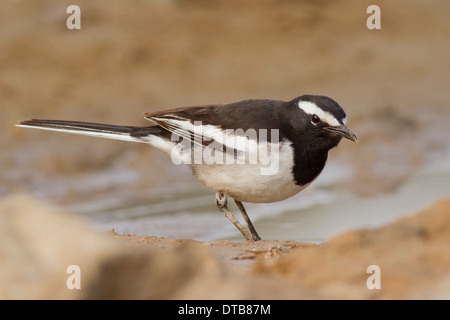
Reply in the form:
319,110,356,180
311,114,321,124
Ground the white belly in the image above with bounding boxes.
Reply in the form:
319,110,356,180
191,142,307,203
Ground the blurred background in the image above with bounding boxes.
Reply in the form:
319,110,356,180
1,0,449,241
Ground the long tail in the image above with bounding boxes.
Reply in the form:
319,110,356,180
17,119,165,144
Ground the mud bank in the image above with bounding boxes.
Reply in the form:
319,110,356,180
1,195,449,299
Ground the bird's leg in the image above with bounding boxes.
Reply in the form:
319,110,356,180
215,192,252,241
234,200,261,241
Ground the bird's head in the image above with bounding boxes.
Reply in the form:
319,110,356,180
284,95,358,150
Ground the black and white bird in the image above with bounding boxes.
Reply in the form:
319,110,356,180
17,95,357,241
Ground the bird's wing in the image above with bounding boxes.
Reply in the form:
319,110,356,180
144,100,285,148
145,99,284,130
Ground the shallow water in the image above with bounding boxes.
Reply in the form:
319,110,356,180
68,155,450,242
257,159,450,242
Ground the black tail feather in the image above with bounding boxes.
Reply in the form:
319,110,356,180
18,119,163,137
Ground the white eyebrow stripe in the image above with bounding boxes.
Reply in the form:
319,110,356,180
297,100,341,127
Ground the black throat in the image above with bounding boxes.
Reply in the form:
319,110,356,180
290,142,329,186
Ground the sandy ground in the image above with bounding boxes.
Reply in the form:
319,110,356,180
1,0,450,299
1,195,449,299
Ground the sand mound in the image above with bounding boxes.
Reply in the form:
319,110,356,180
1,194,449,299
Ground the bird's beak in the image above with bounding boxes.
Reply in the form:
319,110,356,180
325,124,358,142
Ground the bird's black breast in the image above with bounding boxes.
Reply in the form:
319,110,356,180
291,146,329,186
